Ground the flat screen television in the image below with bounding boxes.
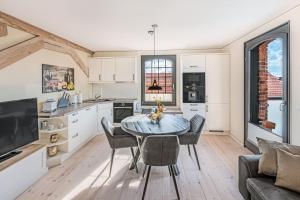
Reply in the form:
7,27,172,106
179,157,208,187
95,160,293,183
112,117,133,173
0,98,39,157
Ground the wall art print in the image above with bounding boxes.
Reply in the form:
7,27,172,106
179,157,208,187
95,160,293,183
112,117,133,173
42,64,75,93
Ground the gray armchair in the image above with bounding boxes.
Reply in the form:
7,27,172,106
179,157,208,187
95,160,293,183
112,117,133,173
101,117,139,177
239,155,300,200
179,114,205,170
141,135,180,200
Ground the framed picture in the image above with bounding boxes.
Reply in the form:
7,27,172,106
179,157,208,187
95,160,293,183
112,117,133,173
42,64,75,93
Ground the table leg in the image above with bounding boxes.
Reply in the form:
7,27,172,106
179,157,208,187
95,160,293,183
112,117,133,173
129,147,140,170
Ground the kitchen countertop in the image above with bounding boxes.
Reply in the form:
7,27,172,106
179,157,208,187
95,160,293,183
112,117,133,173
39,98,137,118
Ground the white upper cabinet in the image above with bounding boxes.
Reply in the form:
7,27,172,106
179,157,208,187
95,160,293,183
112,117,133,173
101,58,115,82
88,57,136,83
115,57,136,82
181,54,206,72
205,54,230,104
88,58,101,82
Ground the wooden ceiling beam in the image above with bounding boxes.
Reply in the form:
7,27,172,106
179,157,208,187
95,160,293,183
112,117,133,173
0,37,89,76
43,41,89,76
0,36,43,70
0,11,94,55
0,22,8,37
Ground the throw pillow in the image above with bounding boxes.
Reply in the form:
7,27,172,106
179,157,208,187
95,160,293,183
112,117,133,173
275,149,300,193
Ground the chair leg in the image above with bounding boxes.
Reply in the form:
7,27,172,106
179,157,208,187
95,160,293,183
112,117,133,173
192,144,201,170
109,149,115,178
187,145,191,156
170,165,180,200
130,147,139,174
142,165,151,200
142,164,147,178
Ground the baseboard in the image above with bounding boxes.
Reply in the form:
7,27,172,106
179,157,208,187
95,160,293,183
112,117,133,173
228,133,244,146
202,130,230,135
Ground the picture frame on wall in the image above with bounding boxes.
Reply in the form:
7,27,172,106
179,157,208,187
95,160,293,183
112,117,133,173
42,64,75,93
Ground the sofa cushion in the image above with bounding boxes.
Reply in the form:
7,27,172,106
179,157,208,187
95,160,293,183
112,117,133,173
275,149,300,193
257,138,300,176
247,178,300,200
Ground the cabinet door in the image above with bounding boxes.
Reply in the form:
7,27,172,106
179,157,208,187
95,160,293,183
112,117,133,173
182,103,206,120
68,112,80,152
181,55,206,72
98,103,113,134
206,55,230,104
206,103,230,131
100,58,115,82
88,58,101,82
80,106,97,141
115,57,136,82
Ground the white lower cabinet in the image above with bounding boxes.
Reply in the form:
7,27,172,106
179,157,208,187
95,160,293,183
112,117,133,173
97,102,113,134
206,103,230,132
0,147,47,200
68,105,98,153
182,103,206,120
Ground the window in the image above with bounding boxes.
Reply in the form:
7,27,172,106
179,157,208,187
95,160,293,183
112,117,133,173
244,23,289,152
141,55,176,106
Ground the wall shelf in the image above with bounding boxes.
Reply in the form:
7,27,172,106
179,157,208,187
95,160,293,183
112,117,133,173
37,137,68,147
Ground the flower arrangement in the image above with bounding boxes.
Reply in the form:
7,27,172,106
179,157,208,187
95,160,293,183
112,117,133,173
147,98,164,124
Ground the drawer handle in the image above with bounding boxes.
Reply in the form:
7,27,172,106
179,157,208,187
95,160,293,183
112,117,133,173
72,119,79,123
190,66,198,68
190,104,199,106
72,112,78,116
190,109,198,111
72,133,79,139
86,108,91,111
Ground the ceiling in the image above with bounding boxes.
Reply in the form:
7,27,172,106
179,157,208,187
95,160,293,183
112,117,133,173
0,0,299,51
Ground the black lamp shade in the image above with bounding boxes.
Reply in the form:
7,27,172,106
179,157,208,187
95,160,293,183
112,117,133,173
148,79,162,90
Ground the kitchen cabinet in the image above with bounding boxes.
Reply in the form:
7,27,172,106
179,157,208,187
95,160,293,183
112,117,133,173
206,103,230,131
101,58,115,82
97,102,113,134
88,58,101,82
115,57,136,82
68,105,97,152
182,103,206,121
88,57,137,83
206,54,230,104
80,105,98,141
181,54,206,72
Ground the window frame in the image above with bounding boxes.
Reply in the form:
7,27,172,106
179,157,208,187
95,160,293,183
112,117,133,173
141,55,177,106
244,22,290,153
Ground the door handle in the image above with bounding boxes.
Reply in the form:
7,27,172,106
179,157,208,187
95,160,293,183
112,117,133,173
280,102,286,111
133,74,135,81
190,109,198,112
99,74,101,80
206,105,208,112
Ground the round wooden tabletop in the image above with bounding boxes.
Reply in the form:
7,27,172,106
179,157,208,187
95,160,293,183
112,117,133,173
121,114,190,137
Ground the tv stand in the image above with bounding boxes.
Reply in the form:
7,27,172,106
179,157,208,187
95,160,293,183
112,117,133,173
0,144,48,200
0,150,22,163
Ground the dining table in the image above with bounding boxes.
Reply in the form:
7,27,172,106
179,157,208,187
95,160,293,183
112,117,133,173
121,114,190,175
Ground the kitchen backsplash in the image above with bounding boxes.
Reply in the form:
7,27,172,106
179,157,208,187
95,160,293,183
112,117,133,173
92,83,139,99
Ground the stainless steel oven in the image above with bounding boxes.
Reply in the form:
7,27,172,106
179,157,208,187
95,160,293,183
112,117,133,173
113,102,134,123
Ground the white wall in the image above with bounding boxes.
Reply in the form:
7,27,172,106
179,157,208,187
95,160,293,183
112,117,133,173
223,5,300,145
93,49,224,107
0,49,91,104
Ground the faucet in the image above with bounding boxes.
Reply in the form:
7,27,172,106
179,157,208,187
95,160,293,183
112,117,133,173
94,93,102,100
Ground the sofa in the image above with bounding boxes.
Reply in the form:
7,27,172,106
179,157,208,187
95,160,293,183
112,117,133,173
238,155,300,200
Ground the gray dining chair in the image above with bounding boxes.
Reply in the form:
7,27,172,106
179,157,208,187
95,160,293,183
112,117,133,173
179,114,205,170
101,117,139,177
141,135,180,200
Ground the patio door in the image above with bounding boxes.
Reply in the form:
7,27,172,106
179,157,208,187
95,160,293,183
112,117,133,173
244,23,290,153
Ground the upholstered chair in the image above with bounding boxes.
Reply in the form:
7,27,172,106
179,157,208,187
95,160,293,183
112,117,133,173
141,135,180,200
101,117,139,177
179,114,205,170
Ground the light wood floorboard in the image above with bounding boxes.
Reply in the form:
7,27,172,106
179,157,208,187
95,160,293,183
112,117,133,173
17,134,252,200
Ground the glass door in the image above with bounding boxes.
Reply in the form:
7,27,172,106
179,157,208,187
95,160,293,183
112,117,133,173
244,23,289,152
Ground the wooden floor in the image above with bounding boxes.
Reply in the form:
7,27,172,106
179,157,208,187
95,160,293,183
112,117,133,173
17,134,252,200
